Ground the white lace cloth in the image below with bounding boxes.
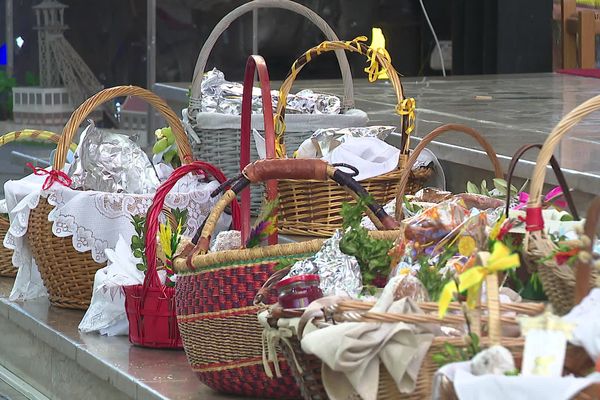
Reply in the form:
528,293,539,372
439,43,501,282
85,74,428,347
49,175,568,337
3,167,229,301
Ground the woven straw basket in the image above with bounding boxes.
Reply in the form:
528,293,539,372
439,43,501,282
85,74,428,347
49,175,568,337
186,0,364,214
265,271,542,400
173,157,400,398
27,86,194,310
524,95,600,316
393,123,504,221
273,37,432,237
0,130,76,278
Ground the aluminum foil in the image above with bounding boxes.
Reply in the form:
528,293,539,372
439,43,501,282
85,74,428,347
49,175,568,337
286,230,362,297
69,122,160,193
309,126,396,157
200,68,341,115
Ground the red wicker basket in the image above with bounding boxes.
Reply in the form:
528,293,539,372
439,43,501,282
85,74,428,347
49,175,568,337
123,161,240,349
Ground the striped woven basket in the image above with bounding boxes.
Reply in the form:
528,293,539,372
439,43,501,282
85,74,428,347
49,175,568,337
273,37,432,238
174,157,400,398
26,86,195,310
186,0,364,214
524,95,600,315
0,130,77,278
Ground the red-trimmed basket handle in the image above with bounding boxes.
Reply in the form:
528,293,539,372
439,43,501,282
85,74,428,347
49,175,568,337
143,161,241,291
240,55,278,246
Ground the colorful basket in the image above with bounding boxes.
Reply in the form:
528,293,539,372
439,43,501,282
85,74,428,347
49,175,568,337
0,130,77,278
27,86,194,310
186,0,363,214
273,37,431,237
524,95,600,315
123,161,240,349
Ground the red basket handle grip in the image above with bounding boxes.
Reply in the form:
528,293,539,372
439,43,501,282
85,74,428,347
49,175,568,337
143,161,241,292
504,143,578,219
240,55,278,246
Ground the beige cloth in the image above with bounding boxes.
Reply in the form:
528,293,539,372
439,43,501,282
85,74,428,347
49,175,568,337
301,277,434,400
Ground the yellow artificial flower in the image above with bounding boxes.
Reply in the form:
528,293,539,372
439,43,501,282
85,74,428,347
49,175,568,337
158,223,173,259
489,215,507,241
458,236,476,256
438,241,520,318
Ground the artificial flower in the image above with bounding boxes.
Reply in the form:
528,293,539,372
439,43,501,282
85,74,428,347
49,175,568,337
514,186,567,211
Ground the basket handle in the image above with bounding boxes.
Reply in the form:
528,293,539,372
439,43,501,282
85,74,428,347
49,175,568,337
53,86,193,171
187,159,400,265
143,161,241,291
504,144,578,219
240,55,278,246
188,0,354,111
394,123,504,221
574,196,600,305
274,37,413,158
527,95,600,231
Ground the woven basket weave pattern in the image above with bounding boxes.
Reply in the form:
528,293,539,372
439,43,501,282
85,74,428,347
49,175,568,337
176,259,302,398
0,219,15,278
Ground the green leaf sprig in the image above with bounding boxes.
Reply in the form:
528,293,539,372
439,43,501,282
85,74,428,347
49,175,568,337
130,214,147,272
339,197,394,288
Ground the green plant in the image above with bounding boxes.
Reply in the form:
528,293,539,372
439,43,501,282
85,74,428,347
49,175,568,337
339,197,394,288
25,71,40,87
403,195,423,214
0,71,16,117
432,332,481,367
130,214,147,271
466,178,527,199
416,244,456,301
152,127,180,168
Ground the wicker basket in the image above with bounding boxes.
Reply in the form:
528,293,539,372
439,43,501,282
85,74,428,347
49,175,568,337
173,156,400,398
27,86,194,310
273,37,432,237
524,95,600,316
186,0,364,214
265,272,542,400
0,130,78,278
393,123,504,221
124,161,240,349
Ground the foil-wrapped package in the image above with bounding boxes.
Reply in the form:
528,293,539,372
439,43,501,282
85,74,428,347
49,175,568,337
200,68,341,116
69,122,160,193
286,230,362,297
307,126,397,158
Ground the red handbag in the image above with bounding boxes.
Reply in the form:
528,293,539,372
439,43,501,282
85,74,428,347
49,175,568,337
123,161,241,348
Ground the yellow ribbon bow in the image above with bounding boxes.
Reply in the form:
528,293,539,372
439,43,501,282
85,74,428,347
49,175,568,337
438,242,520,318
396,97,417,135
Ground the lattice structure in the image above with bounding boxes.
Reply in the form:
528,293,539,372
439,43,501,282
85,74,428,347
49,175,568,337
12,0,113,125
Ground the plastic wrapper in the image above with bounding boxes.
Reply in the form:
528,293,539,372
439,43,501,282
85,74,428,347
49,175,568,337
302,126,396,158
69,122,160,193
391,273,430,302
412,187,453,204
200,68,341,115
286,230,362,297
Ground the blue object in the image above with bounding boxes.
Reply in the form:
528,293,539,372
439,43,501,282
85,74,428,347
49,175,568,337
0,43,6,66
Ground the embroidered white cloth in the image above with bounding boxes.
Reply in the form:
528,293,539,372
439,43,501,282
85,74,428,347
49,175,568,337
3,167,229,301
435,362,600,400
564,288,600,361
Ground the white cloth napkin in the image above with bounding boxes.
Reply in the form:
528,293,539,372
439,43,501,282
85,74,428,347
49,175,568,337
322,136,400,181
301,276,434,400
436,362,600,400
564,288,600,361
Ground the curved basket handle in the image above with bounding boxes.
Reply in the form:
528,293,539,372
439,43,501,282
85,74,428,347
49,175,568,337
188,0,354,112
574,196,600,305
394,123,504,221
240,55,278,245
187,159,400,265
528,95,600,230
53,86,193,170
143,161,241,291
274,37,413,158
504,144,578,219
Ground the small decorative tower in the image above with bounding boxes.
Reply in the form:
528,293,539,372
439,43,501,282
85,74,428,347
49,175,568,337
13,0,107,125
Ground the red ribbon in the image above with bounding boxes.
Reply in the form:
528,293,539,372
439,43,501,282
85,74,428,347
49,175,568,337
27,162,72,190
525,206,545,232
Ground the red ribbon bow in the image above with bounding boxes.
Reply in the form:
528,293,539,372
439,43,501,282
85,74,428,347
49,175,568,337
27,162,72,190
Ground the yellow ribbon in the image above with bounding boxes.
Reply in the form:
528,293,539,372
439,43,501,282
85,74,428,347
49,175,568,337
438,242,520,318
364,46,392,83
396,97,417,135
